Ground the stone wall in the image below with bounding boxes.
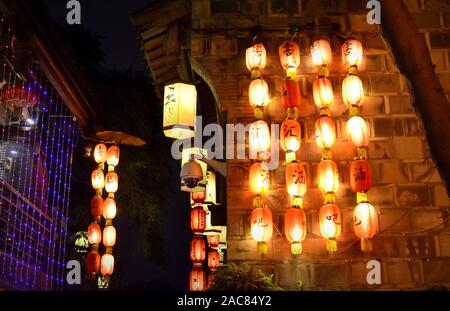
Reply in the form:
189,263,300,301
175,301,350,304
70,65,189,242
190,0,450,290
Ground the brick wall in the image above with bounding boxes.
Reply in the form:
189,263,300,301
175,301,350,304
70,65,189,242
190,0,450,290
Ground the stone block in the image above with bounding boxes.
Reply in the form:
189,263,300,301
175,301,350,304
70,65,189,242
191,37,205,56
439,235,450,256
361,54,385,72
391,137,425,160
363,32,386,50
373,236,408,257
348,14,378,32
434,185,450,206
383,260,420,287
379,208,412,231
423,259,450,284
388,96,414,114
404,117,422,136
437,73,450,91
370,73,401,94
376,160,410,184
430,50,447,71
368,140,392,159
210,36,237,56
430,31,450,49
373,118,404,137
397,185,432,208
226,239,257,260
412,12,442,29
410,210,445,231
361,96,385,116
312,263,349,287
368,185,395,206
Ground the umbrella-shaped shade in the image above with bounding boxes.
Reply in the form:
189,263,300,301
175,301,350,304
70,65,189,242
95,131,146,146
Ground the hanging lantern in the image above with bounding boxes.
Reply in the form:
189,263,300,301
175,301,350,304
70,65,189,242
315,116,336,150
317,160,339,195
86,251,100,274
342,75,364,108
280,118,301,162
105,172,118,194
285,162,307,207
249,162,270,196
190,236,206,266
207,234,221,249
350,160,372,193
313,77,334,109
278,40,300,78
249,78,269,109
1,84,38,108
353,202,379,252
319,203,342,252
281,78,301,110
163,82,197,139
311,39,332,67
103,198,117,220
284,207,307,255
246,43,266,78
191,206,207,234
100,254,115,277
91,169,105,191
207,250,220,271
342,38,363,69
90,195,104,218
251,206,273,255
346,116,369,148
191,190,207,205
87,223,102,244
93,144,107,166
249,120,271,160
190,267,206,291
103,225,116,248
107,145,120,168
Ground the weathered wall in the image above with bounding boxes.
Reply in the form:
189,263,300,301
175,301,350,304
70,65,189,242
190,0,450,290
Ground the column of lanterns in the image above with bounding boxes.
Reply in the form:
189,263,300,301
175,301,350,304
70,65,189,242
278,39,307,255
246,41,273,255
341,38,378,252
189,190,207,291
311,39,342,253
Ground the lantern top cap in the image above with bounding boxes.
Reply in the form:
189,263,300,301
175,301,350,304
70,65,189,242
204,229,222,235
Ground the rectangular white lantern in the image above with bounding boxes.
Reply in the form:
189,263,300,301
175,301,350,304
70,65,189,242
205,171,216,204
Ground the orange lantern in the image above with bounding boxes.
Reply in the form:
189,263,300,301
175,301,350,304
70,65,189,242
279,40,300,78
86,251,100,274
280,118,301,154
207,234,220,249
346,116,369,148
313,77,334,109
285,162,307,206
315,116,336,149
350,160,372,193
191,190,207,205
90,195,104,218
94,144,107,165
311,39,332,67
353,202,379,252
249,78,269,109
284,207,307,255
246,43,266,75
319,203,341,252
190,267,206,291
281,78,301,110
342,75,364,107
100,254,114,277
317,159,339,195
342,38,363,68
251,206,273,254
191,206,207,234
105,172,118,194
107,145,120,168
207,250,220,271
91,169,105,191
249,162,270,196
190,236,206,266
87,223,101,244
103,225,116,248
249,120,271,159
103,198,117,220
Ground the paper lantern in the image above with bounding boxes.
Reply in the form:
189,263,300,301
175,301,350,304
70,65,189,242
315,116,336,149
191,206,207,234
163,82,197,139
280,118,301,153
279,40,300,77
251,206,273,243
350,160,372,193
246,43,266,73
86,251,100,274
249,78,269,108
207,234,220,249
311,39,332,67
319,203,341,252
281,78,301,110
317,159,339,194
285,162,307,201
90,195,103,218
342,38,363,68
346,116,369,148
190,267,206,291
353,202,379,252
103,225,116,248
207,250,220,271
107,145,120,167
342,75,364,107
190,236,206,266
284,208,307,255
87,223,101,244
100,254,114,277
91,169,104,191
105,172,118,194
103,198,117,220
191,190,207,205
313,77,334,109
249,120,271,159
249,162,270,196
94,144,107,165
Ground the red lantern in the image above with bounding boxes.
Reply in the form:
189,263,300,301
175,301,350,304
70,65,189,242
207,250,220,271
281,79,301,110
190,236,206,266
87,223,101,244
249,162,270,196
90,195,103,218
190,267,206,291
284,208,307,255
278,40,300,77
100,254,114,277
350,160,372,193
191,190,207,205
313,77,334,109
86,251,100,274
251,207,273,243
280,118,301,153
285,162,307,200
207,234,220,249
319,204,341,252
191,206,207,234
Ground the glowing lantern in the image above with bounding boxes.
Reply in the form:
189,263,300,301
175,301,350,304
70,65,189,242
93,144,107,165
2,85,38,108
319,204,341,252
280,118,301,159
207,250,220,271
106,145,120,168
278,40,300,78
350,160,372,193
311,39,332,67
103,225,116,248
313,77,334,109
342,75,364,107
191,190,207,205
284,208,307,255
315,116,336,149
246,43,266,77
251,206,273,254
285,162,307,206
281,78,301,110
100,254,114,277
205,171,216,204
346,116,369,148
342,38,363,68
317,160,339,194
249,120,271,160
103,198,117,220
190,267,206,291
191,206,207,234
163,82,197,139
91,169,104,191
86,251,100,274
190,236,206,266
249,78,269,109
353,202,379,252
87,223,101,244
249,162,270,196
90,195,103,218
207,234,221,249
105,172,118,194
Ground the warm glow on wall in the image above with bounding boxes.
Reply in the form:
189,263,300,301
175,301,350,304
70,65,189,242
317,160,339,194
246,43,266,74
346,116,370,148
103,225,116,248
249,162,270,196
313,77,334,109
315,116,336,149
88,223,102,244
342,38,363,68
285,162,307,204
249,120,271,159
103,198,117,220
91,169,105,191
342,75,364,107
311,39,332,67
278,40,300,78
280,118,301,153
281,78,301,110
190,236,206,266
319,203,341,252
249,78,269,109
100,254,114,277
284,207,307,255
